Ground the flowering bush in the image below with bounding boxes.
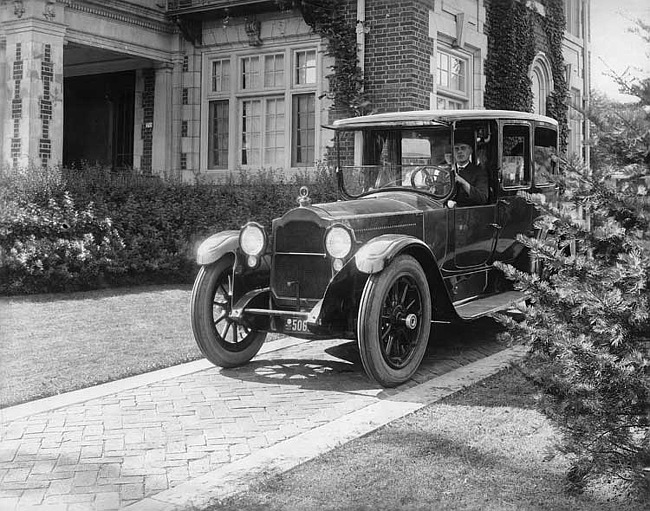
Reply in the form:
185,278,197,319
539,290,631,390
0,193,125,294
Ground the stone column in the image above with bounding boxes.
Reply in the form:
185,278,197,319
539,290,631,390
2,10,66,168
152,64,173,175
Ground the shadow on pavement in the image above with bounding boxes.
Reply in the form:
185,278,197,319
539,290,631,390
217,317,510,395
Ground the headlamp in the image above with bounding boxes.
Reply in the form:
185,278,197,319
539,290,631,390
239,222,267,257
325,224,353,260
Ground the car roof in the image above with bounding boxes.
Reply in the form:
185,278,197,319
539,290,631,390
329,109,559,130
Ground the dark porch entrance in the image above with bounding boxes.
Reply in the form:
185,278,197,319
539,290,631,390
63,70,135,169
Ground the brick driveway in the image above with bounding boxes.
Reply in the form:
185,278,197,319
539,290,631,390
0,323,507,510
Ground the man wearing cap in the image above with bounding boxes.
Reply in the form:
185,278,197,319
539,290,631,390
448,135,489,207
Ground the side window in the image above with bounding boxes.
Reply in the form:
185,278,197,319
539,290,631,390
501,125,531,188
534,127,558,187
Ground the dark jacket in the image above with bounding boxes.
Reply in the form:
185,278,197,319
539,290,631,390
456,162,489,206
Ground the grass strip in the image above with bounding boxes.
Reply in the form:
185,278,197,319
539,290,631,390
206,368,644,511
0,285,201,408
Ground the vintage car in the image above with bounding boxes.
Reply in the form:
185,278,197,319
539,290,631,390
191,109,559,387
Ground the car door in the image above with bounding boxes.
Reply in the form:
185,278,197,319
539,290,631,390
494,122,536,262
452,204,498,268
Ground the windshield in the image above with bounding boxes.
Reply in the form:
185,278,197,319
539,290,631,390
336,128,455,199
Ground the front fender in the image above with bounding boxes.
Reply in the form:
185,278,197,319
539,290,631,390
354,234,433,274
196,230,239,265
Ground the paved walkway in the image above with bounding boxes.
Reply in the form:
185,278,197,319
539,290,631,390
0,330,522,511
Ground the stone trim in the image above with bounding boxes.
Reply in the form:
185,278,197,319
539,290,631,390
39,43,53,163
59,0,175,34
141,69,155,172
11,43,22,166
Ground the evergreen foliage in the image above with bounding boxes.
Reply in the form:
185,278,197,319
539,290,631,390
496,160,649,494
496,22,650,494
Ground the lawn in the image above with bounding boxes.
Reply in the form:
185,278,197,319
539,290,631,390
206,367,645,511
0,285,202,407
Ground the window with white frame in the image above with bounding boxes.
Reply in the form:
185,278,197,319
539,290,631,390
208,100,229,168
568,88,582,156
211,59,230,92
205,47,318,171
564,0,582,38
293,94,315,165
436,48,470,109
295,49,317,85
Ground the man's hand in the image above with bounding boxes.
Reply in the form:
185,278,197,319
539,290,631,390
455,172,471,194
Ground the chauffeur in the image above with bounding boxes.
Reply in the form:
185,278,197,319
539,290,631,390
449,135,489,207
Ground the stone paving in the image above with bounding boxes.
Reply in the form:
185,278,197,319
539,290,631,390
0,329,506,511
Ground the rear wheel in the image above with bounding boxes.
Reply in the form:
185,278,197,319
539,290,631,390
357,255,432,387
191,255,266,368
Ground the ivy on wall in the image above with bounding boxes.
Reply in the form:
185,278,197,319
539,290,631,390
484,0,536,113
298,0,369,115
541,0,569,151
485,0,569,152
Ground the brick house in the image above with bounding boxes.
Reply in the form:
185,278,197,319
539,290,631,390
0,0,590,179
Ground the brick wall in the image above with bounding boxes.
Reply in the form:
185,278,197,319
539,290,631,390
364,0,434,113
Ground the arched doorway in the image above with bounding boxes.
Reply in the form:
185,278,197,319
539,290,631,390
530,53,554,116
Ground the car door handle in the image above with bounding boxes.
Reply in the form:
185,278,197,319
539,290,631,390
489,223,502,230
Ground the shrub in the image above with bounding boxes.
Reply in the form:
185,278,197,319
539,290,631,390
0,164,338,294
0,193,125,294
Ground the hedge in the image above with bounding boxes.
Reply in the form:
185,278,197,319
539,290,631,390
0,165,338,295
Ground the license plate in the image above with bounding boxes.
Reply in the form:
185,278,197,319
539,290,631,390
284,317,309,333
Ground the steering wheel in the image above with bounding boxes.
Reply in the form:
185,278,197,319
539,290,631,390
410,166,454,195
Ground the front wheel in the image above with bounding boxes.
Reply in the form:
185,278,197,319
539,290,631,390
357,255,432,387
191,256,266,368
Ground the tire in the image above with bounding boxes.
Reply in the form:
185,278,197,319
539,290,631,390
190,255,266,368
357,254,432,387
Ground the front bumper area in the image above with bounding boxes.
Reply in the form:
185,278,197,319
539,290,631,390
230,288,335,338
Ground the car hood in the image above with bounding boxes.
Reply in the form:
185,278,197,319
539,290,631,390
274,192,441,243
312,191,441,219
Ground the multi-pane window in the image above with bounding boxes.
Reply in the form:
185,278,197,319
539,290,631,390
292,94,315,166
211,59,230,92
564,0,582,38
436,97,465,110
568,88,582,156
437,51,466,94
295,50,316,85
205,47,319,171
241,56,261,90
241,99,262,165
208,100,229,168
264,98,286,166
264,54,285,88
436,49,469,110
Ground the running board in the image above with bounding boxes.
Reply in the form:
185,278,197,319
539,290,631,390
454,291,525,320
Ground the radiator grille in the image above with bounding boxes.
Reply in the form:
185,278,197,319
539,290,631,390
274,221,325,253
271,254,331,300
272,220,330,301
